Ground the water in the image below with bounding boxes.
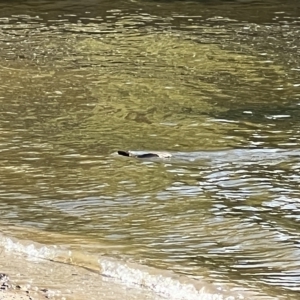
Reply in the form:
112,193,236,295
0,0,300,299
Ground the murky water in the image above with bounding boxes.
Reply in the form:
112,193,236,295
0,0,300,299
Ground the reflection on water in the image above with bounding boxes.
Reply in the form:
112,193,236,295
0,0,300,299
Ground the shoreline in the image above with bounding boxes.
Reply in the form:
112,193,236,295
0,228,256,300
0,241,163,300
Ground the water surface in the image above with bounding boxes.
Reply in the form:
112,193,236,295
0,0,300,299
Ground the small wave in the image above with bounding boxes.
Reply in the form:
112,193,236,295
99,258,246,300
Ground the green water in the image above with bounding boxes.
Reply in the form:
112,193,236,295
0,0,300,299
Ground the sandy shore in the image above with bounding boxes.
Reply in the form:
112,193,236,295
0,273,49,300
0,243,162,300
0,290,44,300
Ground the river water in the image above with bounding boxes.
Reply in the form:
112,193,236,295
0,0,300,299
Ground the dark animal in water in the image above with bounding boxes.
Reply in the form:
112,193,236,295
118,150,172,159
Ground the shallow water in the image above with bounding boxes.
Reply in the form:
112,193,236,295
0,0,300,299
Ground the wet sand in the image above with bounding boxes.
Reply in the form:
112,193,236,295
0,273,46,300
0,249,162,300
0,288,46,300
